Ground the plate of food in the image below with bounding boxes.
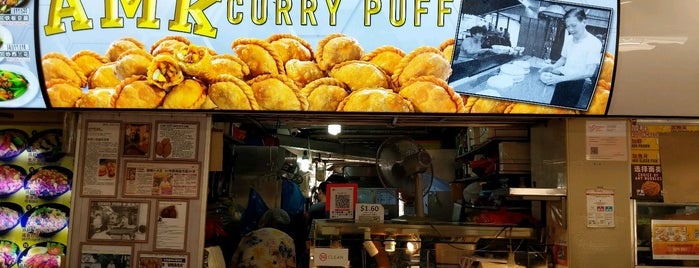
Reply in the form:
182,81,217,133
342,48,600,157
17,241,64,268
0,128,29,161
24,166,72,200
0,0,29,14
0,240,19,268
0,64,39,108
27,129,65,162
21,203,69,237
0,202,22,234
0,164,26,197
0,25,13,61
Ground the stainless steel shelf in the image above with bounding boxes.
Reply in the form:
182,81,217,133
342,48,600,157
509,187,567,198
312,219,536,239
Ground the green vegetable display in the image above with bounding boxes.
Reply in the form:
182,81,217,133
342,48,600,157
0,70,28,101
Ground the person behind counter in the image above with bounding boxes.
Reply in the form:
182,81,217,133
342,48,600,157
230,208,296,268
540,8,603,107
459,25,492,57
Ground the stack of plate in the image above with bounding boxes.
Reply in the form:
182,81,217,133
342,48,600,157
500,63,528,83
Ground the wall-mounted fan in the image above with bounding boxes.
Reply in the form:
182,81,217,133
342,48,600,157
376,136,433,218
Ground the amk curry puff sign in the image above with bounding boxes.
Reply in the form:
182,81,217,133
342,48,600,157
37,0,618,114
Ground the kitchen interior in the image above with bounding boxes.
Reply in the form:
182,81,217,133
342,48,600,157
204,113,567,268
450,0,612,109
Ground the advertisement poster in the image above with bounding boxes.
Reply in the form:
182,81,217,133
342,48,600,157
586,188,614,228
630,123,699,200
0,125,71,268
651,220,699,260
81,121,121,197
123,162,200,198
27,0,617,114
155,200,188,251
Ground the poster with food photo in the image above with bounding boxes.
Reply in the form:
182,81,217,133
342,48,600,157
123,123,151,157
123,161,200,199
34,0,617,114
0,125,72,268
80,121,121,197
155,200,188,251
155,122,199,160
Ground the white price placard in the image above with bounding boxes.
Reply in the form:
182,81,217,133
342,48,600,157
355,203,384,223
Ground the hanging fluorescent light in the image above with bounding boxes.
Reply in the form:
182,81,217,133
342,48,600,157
327,124,341,135
298,150,311,172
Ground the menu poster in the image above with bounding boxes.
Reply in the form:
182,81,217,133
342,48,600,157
80,244,133,268
0,125,71,268
138,252,189,268
81,121,121,197
155,122,199,160
123,162,200,198
651,220,699,260
87,200,150,242
123,123,152,158
155,200,188,251
629,123,699,200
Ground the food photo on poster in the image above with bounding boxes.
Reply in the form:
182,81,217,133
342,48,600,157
33,0,618,114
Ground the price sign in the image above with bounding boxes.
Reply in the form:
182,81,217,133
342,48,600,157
355,203,384,223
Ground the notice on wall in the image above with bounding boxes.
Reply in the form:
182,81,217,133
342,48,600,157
586,188,615,228
138,252,189,268
155,122,199,160
651,219,699,260
155,200,188,251
81,121,121,196
123,162,200,199
585,120,628,161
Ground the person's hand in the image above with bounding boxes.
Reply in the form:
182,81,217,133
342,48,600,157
539,64,554,73
539,72,559,85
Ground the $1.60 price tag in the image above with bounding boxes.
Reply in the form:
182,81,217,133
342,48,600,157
354,203,384,223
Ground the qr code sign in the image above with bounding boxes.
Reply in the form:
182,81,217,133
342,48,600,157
335,194,350,209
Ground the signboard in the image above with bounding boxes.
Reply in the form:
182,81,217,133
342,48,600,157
651,220,699,260
314,248,349,267
0,0,620,115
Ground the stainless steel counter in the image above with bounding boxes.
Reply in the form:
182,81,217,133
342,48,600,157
311,219,536,239
451,57,556,105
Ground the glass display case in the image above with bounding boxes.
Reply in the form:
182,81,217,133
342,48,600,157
635,201,699,267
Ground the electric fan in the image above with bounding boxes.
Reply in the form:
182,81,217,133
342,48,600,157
376,136,434,218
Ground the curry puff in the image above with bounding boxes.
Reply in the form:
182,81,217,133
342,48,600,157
150,35,191,57
439,39,456,63
267,34,315,63
75,88,117,108
175,44,213,78
285,59,325,88
147,54,184,89
88,63,121,89
399,76,466,113
392,46,452,87
205,54,250,82
329,60,391,91
337,88,414,113
105,37,145,62
315,33,364,71
115,48,153,80
46,79,83,108
505,102,579,115
232,38,285,77
464,97,512,114
301,78,350,111
161,79,207,109
71,50,108,78
112,75,166,109
361,46,405,76
247,74,307,111
42,53,87,88
207,75,259,110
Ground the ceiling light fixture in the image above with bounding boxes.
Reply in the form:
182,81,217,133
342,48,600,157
328,124,342,135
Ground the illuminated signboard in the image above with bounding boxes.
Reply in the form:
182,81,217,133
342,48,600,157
0,0,618,115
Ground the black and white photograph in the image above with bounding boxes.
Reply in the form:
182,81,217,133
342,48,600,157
80,244,132,268
87,200,150,242
448,0,615,110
